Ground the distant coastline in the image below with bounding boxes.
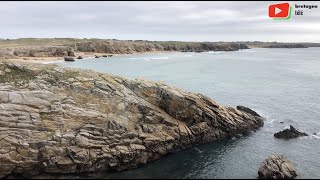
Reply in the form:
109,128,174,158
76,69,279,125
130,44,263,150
1,38,319,63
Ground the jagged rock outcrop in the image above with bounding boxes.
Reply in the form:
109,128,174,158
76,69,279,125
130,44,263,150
258,155,297,179
70,41,249,54
13,46,75,57
274,126,308,139
0,49,15,60
0,61,263,178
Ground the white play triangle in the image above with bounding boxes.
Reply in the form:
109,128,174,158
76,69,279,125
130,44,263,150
275,7,282,15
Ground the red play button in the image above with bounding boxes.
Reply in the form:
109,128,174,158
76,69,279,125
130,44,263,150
269,3,290,18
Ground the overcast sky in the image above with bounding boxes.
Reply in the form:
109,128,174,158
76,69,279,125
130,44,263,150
0,1,319,42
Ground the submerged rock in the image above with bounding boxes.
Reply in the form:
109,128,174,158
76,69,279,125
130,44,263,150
274,125,308,139
258,155,297,179
0,61,264,178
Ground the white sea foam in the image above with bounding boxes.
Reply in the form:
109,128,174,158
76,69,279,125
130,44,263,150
41,60,64,64
143,57,169,61
151,57,169,60
194,147,203,154
207,51,223,54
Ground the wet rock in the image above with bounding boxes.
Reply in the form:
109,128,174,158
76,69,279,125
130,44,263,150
95,55,100,58
64,57,75,62
236,105,261,117
258,155,297,179
77,56,83,59
274,125,308,139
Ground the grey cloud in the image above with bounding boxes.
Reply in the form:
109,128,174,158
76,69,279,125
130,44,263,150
0,1,319,42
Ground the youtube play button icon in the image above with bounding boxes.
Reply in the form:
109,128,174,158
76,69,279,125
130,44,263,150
269,3,290,18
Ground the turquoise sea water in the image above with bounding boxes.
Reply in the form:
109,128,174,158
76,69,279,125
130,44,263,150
56,48,320,179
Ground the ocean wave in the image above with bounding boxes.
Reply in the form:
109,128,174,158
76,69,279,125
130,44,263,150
206,51,223,54
41,60,64,64
254,109,273,123
143,57,169,61
237,49,257,53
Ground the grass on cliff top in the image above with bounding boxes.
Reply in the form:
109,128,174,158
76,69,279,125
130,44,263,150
49,70,80,84
0,66,36,84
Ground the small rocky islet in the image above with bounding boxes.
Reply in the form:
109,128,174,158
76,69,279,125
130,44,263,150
258,155,297,179
274,125,308,139
0,61,265,178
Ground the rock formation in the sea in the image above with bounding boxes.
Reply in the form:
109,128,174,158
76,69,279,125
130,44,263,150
274,125,308,139
77,56,83,59
64,57,75,62
0,61,264,178
258,155,297,179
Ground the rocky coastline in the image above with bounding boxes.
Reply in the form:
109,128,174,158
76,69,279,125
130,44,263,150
0,61,264,178
0,39,250,60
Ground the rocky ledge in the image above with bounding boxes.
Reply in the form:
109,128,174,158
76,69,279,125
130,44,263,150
258,155,297,179
274,126,308,139
0,61,264,178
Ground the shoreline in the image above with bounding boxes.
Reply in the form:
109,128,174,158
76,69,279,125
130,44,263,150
2,50,178,64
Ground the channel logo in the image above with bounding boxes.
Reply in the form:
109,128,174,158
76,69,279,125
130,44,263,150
269,3,292,20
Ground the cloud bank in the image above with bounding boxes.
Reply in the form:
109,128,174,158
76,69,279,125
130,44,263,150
0,1,319,42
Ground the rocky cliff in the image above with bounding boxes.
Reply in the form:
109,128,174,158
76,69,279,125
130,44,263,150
262,44,307,48
0,39,249,59
70,41,249,53
0,61,264,178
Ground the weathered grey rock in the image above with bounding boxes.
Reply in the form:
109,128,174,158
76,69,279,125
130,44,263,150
258,155,297,179
0,61,264,178
13,46,75,57
274,125,308,139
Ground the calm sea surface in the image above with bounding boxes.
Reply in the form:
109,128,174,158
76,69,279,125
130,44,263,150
56,48,320,179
